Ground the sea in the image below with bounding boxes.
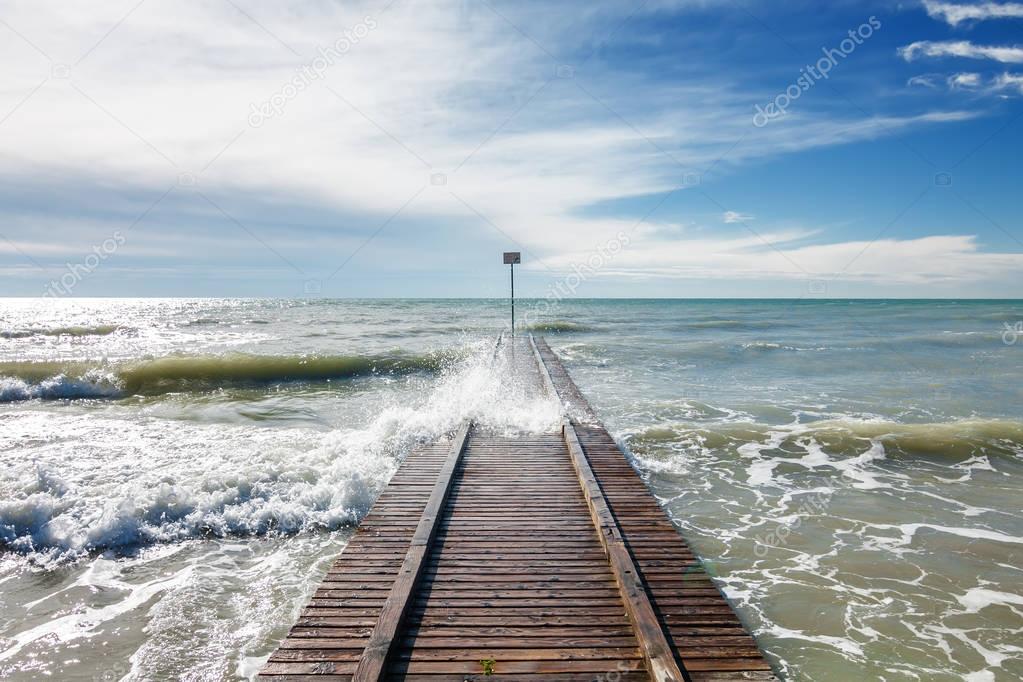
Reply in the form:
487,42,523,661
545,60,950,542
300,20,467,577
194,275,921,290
0,298,1021,681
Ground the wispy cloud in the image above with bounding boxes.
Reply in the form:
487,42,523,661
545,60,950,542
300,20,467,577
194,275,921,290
948,72,983,89
898,40,1023,63
541,233,1023,285
923,1,1023,27
994,72,1023,93
0,4,975,249
723,211,754,223
908,69,1023,96
908,74,941,88
0,0,1014,295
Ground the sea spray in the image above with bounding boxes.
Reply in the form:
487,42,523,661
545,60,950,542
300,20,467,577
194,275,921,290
0,339,560,563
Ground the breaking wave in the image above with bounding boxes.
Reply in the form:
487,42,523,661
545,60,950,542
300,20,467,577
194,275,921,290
521,321,594,333
0,341,561,564
681,319,793,330
0,351,457,401
627,418,1023,463
0,324,121,339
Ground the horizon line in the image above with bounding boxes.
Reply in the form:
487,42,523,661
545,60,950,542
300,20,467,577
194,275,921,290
3,296,1022,302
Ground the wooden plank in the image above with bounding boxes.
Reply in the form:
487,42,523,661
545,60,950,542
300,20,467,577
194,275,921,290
351,420,473,682
529,334,686,682
564,419,687,682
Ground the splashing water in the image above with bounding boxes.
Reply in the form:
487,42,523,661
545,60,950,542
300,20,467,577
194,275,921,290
0,309,561,680
0,337,559,565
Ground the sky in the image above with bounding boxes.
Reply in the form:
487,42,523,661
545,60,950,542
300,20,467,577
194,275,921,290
0,0,1021,298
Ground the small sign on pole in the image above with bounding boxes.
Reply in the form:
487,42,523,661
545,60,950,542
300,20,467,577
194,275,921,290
503,252,521,334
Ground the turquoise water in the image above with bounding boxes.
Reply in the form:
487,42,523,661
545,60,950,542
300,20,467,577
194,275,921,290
1,298,1021,680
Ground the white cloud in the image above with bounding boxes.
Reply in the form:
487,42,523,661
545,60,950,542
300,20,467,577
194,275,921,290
923,1,1023,26
0,0,1005,292
993,72,1023,93
723,211,754,223
539,233,1023,285
898,40,1023,63
908,74,941,88
0,2,977,209
948,72,982,89
908,70,1023,95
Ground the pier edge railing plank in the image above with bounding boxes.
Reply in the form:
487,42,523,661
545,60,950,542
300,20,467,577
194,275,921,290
531,334,778,681
351,420,472,682
529,334,687,682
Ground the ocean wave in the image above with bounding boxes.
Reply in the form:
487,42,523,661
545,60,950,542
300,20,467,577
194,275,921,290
857,331,1006,350
684,319,747,329
682,319,793,330
521,321,594,333
664,340,826,361
673,332,1004,358
971,311,1023,322
0,437,393,563
626,418,1023,463
0,324,121,339
0,372,124,402
0,340,561,564
739,341,830,352
0,351,456,401
741,341,795,352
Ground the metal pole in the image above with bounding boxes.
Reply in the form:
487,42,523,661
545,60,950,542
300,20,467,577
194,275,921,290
502,252,520,337
510,262,515,335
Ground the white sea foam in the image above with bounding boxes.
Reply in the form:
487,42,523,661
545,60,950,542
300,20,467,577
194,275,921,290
614,400,1023,681
957,588,1023,614
874,523,1023,548
0,371,124,402
0,341,560,564
0,552,196,664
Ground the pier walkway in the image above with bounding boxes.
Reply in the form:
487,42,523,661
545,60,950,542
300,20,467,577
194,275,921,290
260,336,775,681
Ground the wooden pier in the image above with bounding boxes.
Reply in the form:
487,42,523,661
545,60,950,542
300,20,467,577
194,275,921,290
260,336,775,681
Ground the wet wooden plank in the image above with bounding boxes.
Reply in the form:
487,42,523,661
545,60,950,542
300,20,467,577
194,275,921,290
531,335,686,682
352,421,473,682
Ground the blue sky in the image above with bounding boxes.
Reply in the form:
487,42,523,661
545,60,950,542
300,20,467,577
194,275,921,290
0,0,1021,298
